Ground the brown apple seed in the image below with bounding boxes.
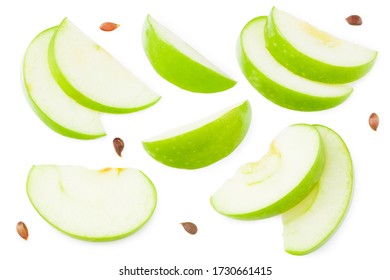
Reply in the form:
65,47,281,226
180,222,198,235
16,221,29,240
100,22,120,31
346,15,362,26
113,137,125,157
369,113,379,131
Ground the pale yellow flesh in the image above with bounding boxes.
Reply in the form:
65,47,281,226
24,27,105,136
242,17,352,97
211,125,321,215
27,166,157,239
53,19,160,109
273,8,377,66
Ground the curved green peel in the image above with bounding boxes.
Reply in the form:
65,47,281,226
211,124,325,220
143,100,251,169
283,125,353,255
265,7,377,83
143,15,236,93
237,16,353,111
23,26,106,139
27,165,157,241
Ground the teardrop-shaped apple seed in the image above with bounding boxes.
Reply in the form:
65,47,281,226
180,222,198,235
113,137,125,157
16,221,29,240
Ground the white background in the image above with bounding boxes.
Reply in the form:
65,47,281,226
1,0,388,279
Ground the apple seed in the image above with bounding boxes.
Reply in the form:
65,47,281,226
113,137,125,157
16,221,29,240
100,22,120,31
346,15,362,26
369,113,379,131
180,222,198,235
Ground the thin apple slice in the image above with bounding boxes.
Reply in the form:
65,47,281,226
265,7,377,83
23,27,106,139
283,125,353,255
237,16,353,111
27,165,157,241
211,124,325,220
49,18,160,113
142,100,251,169
142,15,236,93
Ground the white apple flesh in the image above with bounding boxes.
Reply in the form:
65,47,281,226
27,165,157,241
283,125,353,255
211,124,325,219
237,17,353,111
49,18,160,113
23,27,106,139
265,7,377,83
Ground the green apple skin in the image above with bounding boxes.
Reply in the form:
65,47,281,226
26,166,157,242
142,15,236,93
49,18,160,114
237,17,353,112
142,100,251,169
265,7,377,84
210,124,325,220
23,27,106,140
24,93,105,140
283,125,353,255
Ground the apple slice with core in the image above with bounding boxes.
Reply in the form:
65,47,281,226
27,165,157,241
265,7,377,83
142,15,236,93
210,124,325,220
142,100,251,169
237,16,353,111
23,27,106,139
49,18,160,113
282,125,353,255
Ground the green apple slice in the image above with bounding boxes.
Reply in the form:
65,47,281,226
265,7,377,83
283,125,353,255
142,100,251,169
49,18,160,113
27,165,157,241
210,124,325,220
237,16,353,111
142,15,236,93
23,27,106,140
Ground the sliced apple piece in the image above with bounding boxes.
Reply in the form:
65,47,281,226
237,16,353,111
142,100,251,169
265,7,377,83
49,18,160,113
142,15,236,93
26,165,157,241
23,27,106,139
283,125,353,255
211,124,325,220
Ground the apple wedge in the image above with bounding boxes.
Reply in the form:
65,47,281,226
142,100,251,169
211,124,325,220
26,165,157,241
282,125,353,255
23,27,106,140
237,16,353,111
142,15,236,93
265,7,377,83
49,18,160,113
